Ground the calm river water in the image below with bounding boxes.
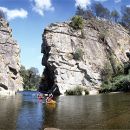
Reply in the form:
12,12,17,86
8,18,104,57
0,91,130,130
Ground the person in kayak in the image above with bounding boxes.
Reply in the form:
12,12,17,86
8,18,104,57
46,93,54,103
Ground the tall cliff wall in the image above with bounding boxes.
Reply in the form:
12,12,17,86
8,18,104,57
41,18,130,95
0,18,23,95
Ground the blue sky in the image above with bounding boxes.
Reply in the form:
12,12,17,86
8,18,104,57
0,0,129,75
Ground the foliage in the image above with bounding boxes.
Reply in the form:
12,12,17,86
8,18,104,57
20,65,41,90
101,61,113,82
121,6,130,31
0,9,5,19
91,2,110,19
76,6,94,19
76,6,85,17
73,48,84,60
65,86,89,95
81,29,85,39
70,15,84,30
75,2,130,32
98,29,108,42
108,53,124,76
111,10,120,22
100,74,130,93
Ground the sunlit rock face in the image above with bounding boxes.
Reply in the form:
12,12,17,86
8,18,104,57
41,18,130,95
0,18,23,95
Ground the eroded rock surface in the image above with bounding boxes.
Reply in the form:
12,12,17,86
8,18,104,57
0,18,23,95
41,18,130,95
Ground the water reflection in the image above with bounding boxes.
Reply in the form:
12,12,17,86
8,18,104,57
16,92,45,130
0,95,22,130
44,93,130,129
0,92,45,130
0,92,130,130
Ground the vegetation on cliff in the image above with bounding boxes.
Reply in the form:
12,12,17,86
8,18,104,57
70,15,84,30
65,86,89,95
76,2,130,32
20,65,41,90
40,2,130,95
73,3,130,93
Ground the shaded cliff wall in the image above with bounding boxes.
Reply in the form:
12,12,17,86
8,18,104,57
0,18,23,95
41,18,130,95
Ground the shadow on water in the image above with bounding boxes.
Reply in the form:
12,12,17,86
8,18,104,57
44,93,130,129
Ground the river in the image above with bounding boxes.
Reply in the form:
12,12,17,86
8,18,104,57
0,91,130,130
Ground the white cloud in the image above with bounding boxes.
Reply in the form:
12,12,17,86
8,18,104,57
31,0,54,16
75,0,91,9
126,5,130,8
0,7,28,20
114,0,121,3
94,0,108,2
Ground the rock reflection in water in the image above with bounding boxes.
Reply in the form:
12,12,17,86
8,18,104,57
44,93,130,129
0,95,22,130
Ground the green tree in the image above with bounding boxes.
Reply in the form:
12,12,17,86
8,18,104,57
111,10,120,22
20,65,41,90
70,15,84,30
76,6,85,16
0,9,5,19
91,2,110,19
76,6,95,20
121,6,130,31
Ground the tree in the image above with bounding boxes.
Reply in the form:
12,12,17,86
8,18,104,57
121,6,130,31
20,65,41,90
91,2,110,19
111,10,120,22
84,9,95,19
76,6,94,20
0,9,5,19
20,65,29,89
76,6,85,16
70,15,84,30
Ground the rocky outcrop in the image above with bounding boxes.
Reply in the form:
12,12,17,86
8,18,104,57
41,18,130,95
0,18,23,95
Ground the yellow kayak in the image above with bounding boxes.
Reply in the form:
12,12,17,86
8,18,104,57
46,100,56,104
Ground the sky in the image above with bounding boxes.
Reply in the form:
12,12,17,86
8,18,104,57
0,0,129,75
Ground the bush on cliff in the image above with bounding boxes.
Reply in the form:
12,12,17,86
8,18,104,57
65,86,89,95
73,48,84,61
70,15,84,30
100,74,130,93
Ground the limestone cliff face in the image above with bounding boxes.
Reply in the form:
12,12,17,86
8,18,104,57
41,18,130,95
0,18,23,95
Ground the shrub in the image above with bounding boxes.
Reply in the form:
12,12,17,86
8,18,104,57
70,15,84,30
100,74,130,93
73,48,84,61
65,86,89,95
81,29,85,39
98,29,108,42
0,10,5,19
101,61,113,82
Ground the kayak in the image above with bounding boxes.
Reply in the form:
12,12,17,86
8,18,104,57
46,100,56,104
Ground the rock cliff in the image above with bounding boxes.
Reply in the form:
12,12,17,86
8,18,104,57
41,18,130,95
0,18,23,95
